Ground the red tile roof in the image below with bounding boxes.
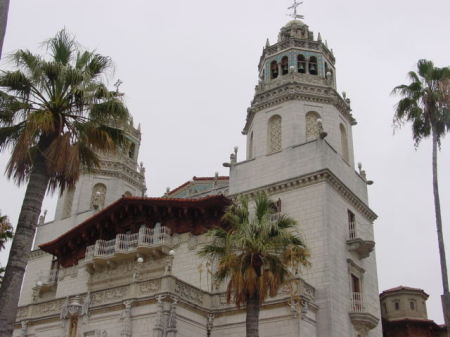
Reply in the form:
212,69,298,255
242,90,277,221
380,286,429,297
167,176,229,196
40,194,231,250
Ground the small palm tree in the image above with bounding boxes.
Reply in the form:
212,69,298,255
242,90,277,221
0,212,12,250
0,212,13,285
0,30,129,336
393,59,450,333
199,192,310,337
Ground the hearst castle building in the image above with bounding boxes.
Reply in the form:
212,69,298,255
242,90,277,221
14,18,382,337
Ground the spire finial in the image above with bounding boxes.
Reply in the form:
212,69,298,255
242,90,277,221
287,0,304,20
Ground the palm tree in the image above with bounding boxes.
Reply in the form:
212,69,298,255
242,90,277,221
0,0,9,58
393,59,450,333
0,212,13,285
199,193,310,337
0,30,129,336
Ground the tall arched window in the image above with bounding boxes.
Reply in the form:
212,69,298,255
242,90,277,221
309,56,318,75
305,111,321,141
281,56,289,75
128,143,136,159
91,183,107,210
248,132,254,159
268,115,282,154
297,55,306,73
340,124,349,162
270,61,278,79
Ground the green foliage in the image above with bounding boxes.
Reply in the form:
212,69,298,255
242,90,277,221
199,192,310,308
392,59,450,147
0,29,130,193
0,212,13,284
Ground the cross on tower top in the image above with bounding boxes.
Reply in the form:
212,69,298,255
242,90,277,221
287,0,304,20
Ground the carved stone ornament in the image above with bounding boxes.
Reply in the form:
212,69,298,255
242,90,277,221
152,296,178,337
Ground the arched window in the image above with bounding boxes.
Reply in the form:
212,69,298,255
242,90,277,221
128,143,136,159
124,191,132,197
340,124,349,162
281,56,289,75
297,55,306,73
305,111,321,141
309,56,318,75
270,61,278,79
268,115,282,154
91,183,107,210
248,132,254,159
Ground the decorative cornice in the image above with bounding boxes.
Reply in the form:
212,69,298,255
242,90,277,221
243,81,355,134
83,163,145,191
231,169,377,222
29,249,50,261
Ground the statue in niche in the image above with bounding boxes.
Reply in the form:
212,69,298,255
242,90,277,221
91,184,107,210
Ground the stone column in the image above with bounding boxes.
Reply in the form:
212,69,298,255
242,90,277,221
165,299,178,337
153,296,165,337
120,300,133,337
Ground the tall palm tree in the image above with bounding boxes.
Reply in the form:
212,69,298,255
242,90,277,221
0,0,10,58
0,29,129,336
393,59,450,333
199,193,310,337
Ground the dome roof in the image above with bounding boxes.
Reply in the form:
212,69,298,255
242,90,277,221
284,19,305,28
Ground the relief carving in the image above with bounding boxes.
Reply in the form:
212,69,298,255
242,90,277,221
174,281,203,305
138,280,161,295
90,287,128,306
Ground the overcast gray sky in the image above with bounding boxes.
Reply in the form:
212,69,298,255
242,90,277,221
1,0,449,324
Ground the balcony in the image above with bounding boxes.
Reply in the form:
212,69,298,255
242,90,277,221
349,292,379,332
32,269,58,300
347,222,375,259
83,226,173,267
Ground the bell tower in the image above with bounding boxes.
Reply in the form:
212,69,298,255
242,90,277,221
229,17,382,337
53,119,147,222
243,19,355,166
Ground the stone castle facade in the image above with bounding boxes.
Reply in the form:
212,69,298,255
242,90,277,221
14,19,382,337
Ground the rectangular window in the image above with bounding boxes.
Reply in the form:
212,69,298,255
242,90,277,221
348,210,356,239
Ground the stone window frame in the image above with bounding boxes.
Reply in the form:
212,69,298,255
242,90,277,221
340,123,350,163
305,111,321,142
347,258,365,294
409,298,417,311
248,131,254,160
267,114,282,154
91,183,107,210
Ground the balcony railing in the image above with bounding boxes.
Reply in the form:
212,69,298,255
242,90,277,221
347,222,375,259
348,221,356,240
350,292,365,312
85,226,172,261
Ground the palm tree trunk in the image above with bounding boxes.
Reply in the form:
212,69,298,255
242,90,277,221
246,294,260,337
431,129,450,335
0,156,49,337
0,0,10,58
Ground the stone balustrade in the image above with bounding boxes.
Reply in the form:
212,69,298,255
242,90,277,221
85,226,172,263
